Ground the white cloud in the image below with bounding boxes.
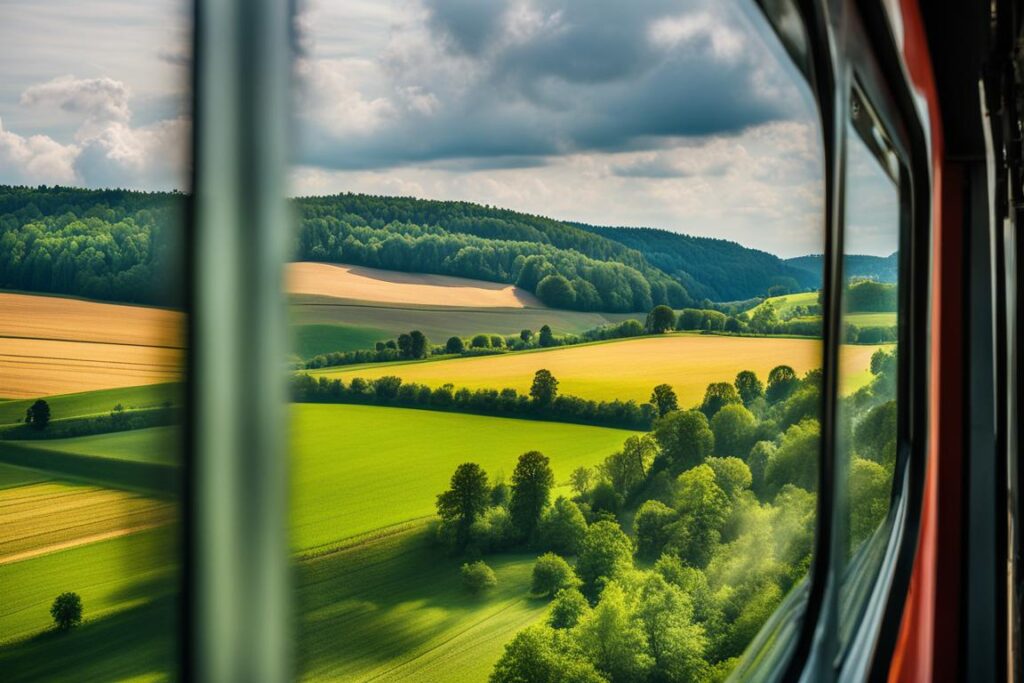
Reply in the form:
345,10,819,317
0,117,78,185
21,76,131,126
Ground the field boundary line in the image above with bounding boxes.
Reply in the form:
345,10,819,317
0,521,170,566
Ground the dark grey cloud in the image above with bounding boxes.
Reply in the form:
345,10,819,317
298,0,811,171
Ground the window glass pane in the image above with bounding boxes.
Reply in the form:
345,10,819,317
0,1,189,678
288,1,825,679
837,89,901,653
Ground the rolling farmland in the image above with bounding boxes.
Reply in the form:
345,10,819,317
291,404,635,552
311,334,887,406
22,426,179,466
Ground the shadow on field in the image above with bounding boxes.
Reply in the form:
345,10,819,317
0,594,177,682
295,525,546,680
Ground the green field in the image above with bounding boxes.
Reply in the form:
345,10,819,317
0,463,47,489
291,294,635,345
0,384,181,426
23,427,179,466
310,334,883,406
291,404,635,552
293,322,391,359
297,524,544,682
845,311,898,327
750,292,896,327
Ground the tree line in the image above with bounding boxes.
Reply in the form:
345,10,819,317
419,349,899,681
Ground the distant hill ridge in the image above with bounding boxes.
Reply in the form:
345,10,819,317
785,252,898,283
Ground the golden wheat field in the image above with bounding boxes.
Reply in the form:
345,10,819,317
286,262,542,308
0,480,173,565
313,334,888,406
0,293,184,398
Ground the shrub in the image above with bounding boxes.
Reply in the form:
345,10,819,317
539,497,588,555
50,592,83,631
446,336,465,353
461,561,498,594
548,588,590,629
532,553,579,597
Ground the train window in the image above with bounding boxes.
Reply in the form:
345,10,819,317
835,86,902,654
0,0,189,679
287,1,827,680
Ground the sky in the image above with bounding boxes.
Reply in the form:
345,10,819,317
0,0,896,257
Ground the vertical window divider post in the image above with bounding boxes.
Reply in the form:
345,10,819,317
187,0,292,679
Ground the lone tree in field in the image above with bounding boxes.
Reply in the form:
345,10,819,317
461,560,498,594
530,369,559,406
646,305,676,333
50,592,82,631
437,463,490,550
650,384,679,417
446,336,464,354
538,324,555,347
409,330,429,358
26,399,51,430
509,451,555,540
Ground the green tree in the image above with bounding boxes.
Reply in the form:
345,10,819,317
50,592,82,631
397,333,413,358
575,583,654,681
520,329,533,343
462,560,498,593
765,365,799,403
747,440,777,496
636,574,709,682
634,500,679,559
576,521,634,599
373,375,402,401
490,625,605,683
537,274,577,308
734,370,764,405
530,369,559,406
646,305,676,333
549,588,591,629
706,456,753,499
589,480,623,516
699,382,741,419
26,399,51,430
676,308,705,330
446,336,464,353
437,463,491,550
509,451,555,540
601,435,655,499
710,403,757,457
532,553,580,597
764,419,820,495
570,466,594,496
538,324,555,347
653,410,714,474
471,333,490,348
650,384,679,417
409,330,428,358
749,300,780,334
670,464,731,568
854,400,898,466
539,496,588,555
850,457,891,546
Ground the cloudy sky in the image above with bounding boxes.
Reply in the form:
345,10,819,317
0,0,897,257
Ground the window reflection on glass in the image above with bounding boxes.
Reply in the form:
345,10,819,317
288,1,827,680
0,1,188,679
836,88,901,653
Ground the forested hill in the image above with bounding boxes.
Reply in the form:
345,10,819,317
575,224,818,302
785,252,899,283
1,185,825,311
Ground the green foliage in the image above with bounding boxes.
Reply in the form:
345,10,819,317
649,384,679,418
746,441,777,496
25,399,51,430
676,309,706,330
472,333,491,349
707,457,752,499
50,591,83,631
734,370,764,405
699,382,741,419
490,625,605,683
549,588,591,629
509,451,555,541
589,481,623,516
446,336,465,353
539,497,588,556
846,279,898,312
462,561,498,594
437,463,491,550
646,305,676,333
854,400,897,467
532,553,579,597
539,324,555,347
669,465,731,568
576,521,634,600
850,457,891,547
764,419,820,495
634,500,679,560
570,466,594,496
765,365,799,403
469,506,517,553
530,369,559,406
653,410,714,475
710,404,756,457
601,435,655,499
537,274,577,308
575,583,655,681
635,574,710,682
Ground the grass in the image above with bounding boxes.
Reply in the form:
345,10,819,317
291,294,636,344
293,323,391,359
310,334,886,406
0,463,47,489
23,426,179,466
297,523,545,682
845,312,898,327
749,291,819,317
0,480,173,562
0,526,177,645
0,383,181,426
747,291,897,327
291,404,635,552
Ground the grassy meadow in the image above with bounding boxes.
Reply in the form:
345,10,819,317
750,291,897,328
22,426,179,466
291,404,636,552
310,334,886,406
0,383,181,426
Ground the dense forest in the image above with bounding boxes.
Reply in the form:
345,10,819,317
785,252,899,284
2,186,889,313
576,224,819,302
